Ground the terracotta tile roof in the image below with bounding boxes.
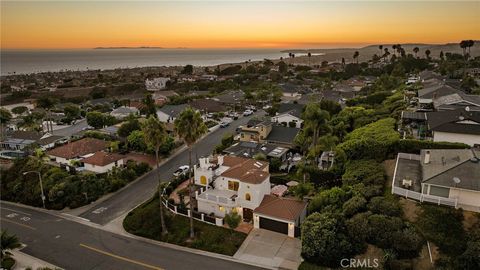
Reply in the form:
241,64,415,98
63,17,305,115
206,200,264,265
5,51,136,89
254,195,307,221
47,138,108,159
82,151,124,166
220,156,269,184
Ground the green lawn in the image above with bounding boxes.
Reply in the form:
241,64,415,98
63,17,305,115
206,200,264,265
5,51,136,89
123,196,247,256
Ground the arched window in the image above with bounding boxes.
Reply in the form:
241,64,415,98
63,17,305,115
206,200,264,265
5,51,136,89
200,175,207,185
245,193,251,201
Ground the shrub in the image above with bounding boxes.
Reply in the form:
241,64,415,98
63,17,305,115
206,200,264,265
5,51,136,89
308,187,349,213
342,195,367,217
342,159,385,186
367,196,403,216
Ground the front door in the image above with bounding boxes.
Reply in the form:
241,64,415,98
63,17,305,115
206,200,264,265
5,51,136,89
243,208,253,222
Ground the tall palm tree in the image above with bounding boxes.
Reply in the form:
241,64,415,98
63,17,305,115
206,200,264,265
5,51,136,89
353,51,359,64
378,45,383,56
174,107,207,239
36,97,55,133
392,45,397,56
307,52,312,66
142,116,168,235
425,49,431,59
1,230,21,260
413,47,419,58
460,40,468,56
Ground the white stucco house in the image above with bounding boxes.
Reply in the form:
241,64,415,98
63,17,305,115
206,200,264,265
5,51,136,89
82,151,125,174
271,103,304,128
156,104,189,123
194,155,307,237
145,77,170,91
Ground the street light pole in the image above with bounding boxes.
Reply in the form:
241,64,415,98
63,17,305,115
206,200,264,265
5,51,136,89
24,171,46,209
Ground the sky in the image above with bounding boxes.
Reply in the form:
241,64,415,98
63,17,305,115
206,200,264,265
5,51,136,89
1,1,479,49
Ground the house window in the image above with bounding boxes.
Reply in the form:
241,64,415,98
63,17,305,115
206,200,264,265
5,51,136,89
200,175,207,185
228,181,239,191
245,193,251,201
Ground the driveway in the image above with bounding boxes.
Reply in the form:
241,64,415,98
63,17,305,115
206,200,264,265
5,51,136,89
234,229,302,270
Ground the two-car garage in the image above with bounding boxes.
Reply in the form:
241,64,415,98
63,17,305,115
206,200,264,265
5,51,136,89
259,216,288,235
253,195,307,237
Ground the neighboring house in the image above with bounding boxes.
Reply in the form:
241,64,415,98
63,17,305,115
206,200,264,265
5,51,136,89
152,91,179,106
214,90,245,106
145,77,170,91
110,106,139,119
37,135,65,151
47,138,108,165
434,93,480,112
239,120,300,148
392,148,480,212
156,104,189,123
195,156,270,221
223,141,289,161
0,131,44,151
82,151,125,173
279,83,302,98
318,151,335,170
189,99,226,113
271,103,304,128
253,195,307,237
426,109,480,146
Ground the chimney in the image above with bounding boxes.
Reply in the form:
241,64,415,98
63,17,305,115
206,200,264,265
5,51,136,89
218,155,224,166
424,150,431,164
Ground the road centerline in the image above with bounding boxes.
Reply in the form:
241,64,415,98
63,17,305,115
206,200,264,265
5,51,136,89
79,243,164,270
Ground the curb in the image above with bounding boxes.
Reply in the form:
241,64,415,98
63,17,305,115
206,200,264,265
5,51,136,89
1,200,273,270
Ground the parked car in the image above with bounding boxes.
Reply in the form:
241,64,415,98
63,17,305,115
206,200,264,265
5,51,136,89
219,122,229,128
262,105,272,110
173,165,190,177
206,113,214,118
245,105,257,112
228,112,239,120
243,109,253,116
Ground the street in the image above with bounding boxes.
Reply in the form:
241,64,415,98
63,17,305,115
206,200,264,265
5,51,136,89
78,112,262,225
52,119,89,137
1,202,264,270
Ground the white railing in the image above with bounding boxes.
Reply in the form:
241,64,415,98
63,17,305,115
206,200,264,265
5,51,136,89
195,187,236,207
392,186,458,208
161,196,223,226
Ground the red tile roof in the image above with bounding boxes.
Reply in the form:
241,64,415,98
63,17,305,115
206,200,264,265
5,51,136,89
82,151,124,166
254,195,307,221
47,138,108,159
220,156,269,184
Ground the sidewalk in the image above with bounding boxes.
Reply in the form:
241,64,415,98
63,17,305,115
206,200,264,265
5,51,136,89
12,249,61,270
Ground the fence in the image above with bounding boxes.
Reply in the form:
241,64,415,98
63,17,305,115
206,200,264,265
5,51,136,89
161,196,223,227
392,186,458,208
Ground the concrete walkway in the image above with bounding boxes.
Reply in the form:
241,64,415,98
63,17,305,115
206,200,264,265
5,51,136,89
12,249,61,270
234,229,302,270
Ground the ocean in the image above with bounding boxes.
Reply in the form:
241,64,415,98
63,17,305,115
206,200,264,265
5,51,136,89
0,48,291,75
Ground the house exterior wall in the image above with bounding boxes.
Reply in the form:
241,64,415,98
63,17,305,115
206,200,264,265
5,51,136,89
271,114,303,128
433,131,480,146
253,213,295,237
449,188,480,209
214,175,270,210
84,159,124,174
282,92,301,98
50,155,70,165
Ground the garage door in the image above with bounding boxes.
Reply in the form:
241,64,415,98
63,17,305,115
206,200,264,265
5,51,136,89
259,217,288,234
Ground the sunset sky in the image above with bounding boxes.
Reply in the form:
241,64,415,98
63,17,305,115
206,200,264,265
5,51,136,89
1,1,479,49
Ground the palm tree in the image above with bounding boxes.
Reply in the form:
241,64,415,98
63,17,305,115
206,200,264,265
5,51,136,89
378,45,383,56
36,97,55,133
174,107,208,239
1,230,21,260
392,45,397,56
439,50,444,61
307,52,312,66
353,51,359,64
460,40,468,56
142,116,168,235
425,49,431,59
413,47,419,58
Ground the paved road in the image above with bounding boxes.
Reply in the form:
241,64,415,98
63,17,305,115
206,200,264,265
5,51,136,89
53,119,88,137
79,112,263,225
1,202,264,270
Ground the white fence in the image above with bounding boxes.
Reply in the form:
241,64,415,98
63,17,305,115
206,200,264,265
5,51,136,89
392,186,458,208
161,196,223,226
